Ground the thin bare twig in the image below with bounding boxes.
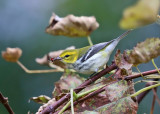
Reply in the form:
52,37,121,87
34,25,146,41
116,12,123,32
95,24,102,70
124,69,160,80
150,88,157,114
17,61,64,73
152,88,160,106
0,92,14,114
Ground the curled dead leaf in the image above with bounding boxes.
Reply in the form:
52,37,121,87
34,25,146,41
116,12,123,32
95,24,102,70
52,73,85,99
128,38,160,66
36,98,56,114
73,80,137,113
114,50,133,70
1,47,22,62
46,13,99,37
120,0,160,29
96,97,138,114
35,46,75,69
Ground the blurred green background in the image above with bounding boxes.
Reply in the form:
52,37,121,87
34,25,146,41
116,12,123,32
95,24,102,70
0,0,160,113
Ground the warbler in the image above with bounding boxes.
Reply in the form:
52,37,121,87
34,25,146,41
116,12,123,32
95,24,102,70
52,30,131,74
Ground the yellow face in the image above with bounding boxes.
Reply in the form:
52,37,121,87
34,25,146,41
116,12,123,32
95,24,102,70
59,50,78,64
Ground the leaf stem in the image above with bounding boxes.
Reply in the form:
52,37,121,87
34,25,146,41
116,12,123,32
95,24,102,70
151,59,160,74
135,66,146,79
16,60,64,73
134,80,160,85
58,85,105,114
130,83,160,98
70,89,74,114
87,36,93,46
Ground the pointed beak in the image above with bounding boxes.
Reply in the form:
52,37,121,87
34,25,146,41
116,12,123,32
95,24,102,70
54,56,62,61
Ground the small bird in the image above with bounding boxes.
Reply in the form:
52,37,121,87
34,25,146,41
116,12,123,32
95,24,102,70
52,30,131,74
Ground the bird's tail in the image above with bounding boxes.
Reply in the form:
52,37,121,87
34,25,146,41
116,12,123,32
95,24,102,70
116,29,133,41
104,29,132,54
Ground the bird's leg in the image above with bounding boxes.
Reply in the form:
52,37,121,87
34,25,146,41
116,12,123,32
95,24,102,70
89,72,97,78
105,64,109,69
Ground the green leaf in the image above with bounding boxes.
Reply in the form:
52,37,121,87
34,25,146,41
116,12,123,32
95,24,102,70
30,95,51,104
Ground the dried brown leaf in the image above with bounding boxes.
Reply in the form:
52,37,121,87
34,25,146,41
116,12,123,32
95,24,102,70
1,47,22,62
36,78,137,113
46,13,99,37
52,73,85,99
72,80,137,113
36,98,56,114
35,46,75,69
128,38,160,66
120,0,160,29
114,50,133,70
96,97,137,114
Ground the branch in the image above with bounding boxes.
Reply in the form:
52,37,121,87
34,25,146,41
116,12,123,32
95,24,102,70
124,68,160,80
0,92,14,114
152,88,160,106
41,63,117,114
41,66,160,113
64,80,118,112
17,61,64,74
150,88,157,114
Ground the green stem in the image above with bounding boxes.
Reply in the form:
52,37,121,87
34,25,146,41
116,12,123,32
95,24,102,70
58,85,105,114
130,83,160,98
134,80,160,85
136,66,146,79
73,91,78,99
87,36,93,46
58,100,71,114
152,59,160,74
70,89,74,114
145,75,160,79
77,85,105,98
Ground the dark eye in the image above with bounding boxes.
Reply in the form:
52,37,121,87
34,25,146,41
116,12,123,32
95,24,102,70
65,55,70,58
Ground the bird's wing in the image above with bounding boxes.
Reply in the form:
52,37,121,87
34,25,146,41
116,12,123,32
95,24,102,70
80,40,114,62
78,46,91,59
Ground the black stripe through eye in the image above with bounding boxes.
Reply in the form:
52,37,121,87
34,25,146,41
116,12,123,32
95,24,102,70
65,55,70,58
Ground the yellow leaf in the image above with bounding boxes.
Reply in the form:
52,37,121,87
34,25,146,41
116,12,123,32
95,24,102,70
120,0,160,29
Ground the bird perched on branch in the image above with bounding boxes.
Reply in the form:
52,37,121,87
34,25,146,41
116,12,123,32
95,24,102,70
51,30,132,74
